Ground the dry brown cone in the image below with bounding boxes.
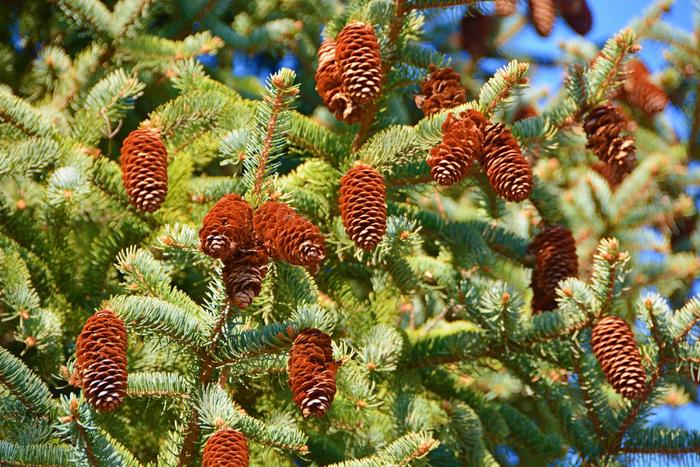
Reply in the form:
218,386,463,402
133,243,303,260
335,22,383,105
202,427,249,467
460,10,494,58
288,328,341,417
222,238,269,309
557,0,592,35
592,161,628,189
427,111,485,186
253,201,326,272
415,65,467,117
583,104,637,175
315,39,362,124
621,59,669,116
120,127,168,212
75,309,128,412
339,164,387,250
199,194,253,260
481,122,533,202
591,316,647,400
529,0,556,37
513,104,538,122
495,0,517,16
529,225,578,313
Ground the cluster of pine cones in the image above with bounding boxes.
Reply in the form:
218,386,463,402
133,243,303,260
199,195,326,307
417,66,533,202
315,22,383,123
460,0,593,58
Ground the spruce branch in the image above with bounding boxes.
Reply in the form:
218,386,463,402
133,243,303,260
0,347,55,417
244,68,300,206
478,60,529,118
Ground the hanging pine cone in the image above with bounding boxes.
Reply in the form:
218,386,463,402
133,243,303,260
288,328,341,417
75,309,128,412
427,112,484,185
253,201,326,272
460,10,494,58
583,104,637,175
481,123,533,202
335,22,383,105
621,59,669,116
120,127,168,212
339,164,387,250
415,65,467,117
199,194,253,260
591,316,647,400
528,0,556,37
222,238,269,309
202,427,249,467
495,0,517,16
529,225,578,313
315,39,362,123
592,161,627,189
557,0,592,35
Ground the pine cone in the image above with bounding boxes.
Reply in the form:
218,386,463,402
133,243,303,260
415,65,467,117
222,238,269,308
591,316,647,399
335,22,383,105
120,127,168,212
481,123,533,202
460,11,494,58
339,164,387,250
583,104,637,174
495,0,517,16
202,427,249,467
288,328,341,417
75,309,128,412
557,0,592,35
427,112,484,185
529,0,556,37
621,59,669,115
529,225,578,312
513,105,538,122
253,201,326,272
315,39,362,123
592,161,627,188
199,194,253,260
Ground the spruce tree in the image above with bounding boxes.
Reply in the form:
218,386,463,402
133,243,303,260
1,0,699,465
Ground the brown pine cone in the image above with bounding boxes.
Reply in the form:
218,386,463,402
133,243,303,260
253,201,326,272
315,39,362,124
415,65,467,117
583,104,637,174
621,59,669,115
592,161,627,189
529,0,556,37
557,0,592,35
591,316,647,400
495,0,517,16
339,164,387,250
199,194,253,260
529,225,578,313
202,427,249,467
120,127,168,212
75,309,128,412
513,105,538,122
481,123,533,202
460,11,494,58
288,328,341,417
222,238,269,309
427,112,484,185
335,22,383,105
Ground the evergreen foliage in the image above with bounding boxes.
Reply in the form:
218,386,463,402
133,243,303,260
1,0,699,465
